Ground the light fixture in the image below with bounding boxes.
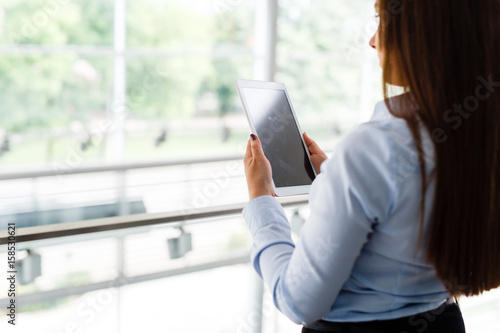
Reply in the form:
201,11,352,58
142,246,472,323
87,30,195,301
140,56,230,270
18,250,42,285
167,227,192,259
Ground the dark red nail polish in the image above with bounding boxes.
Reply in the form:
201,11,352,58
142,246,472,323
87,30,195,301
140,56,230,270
250,134,256,141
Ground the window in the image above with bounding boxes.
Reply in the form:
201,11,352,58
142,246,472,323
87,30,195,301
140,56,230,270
0,0,381,169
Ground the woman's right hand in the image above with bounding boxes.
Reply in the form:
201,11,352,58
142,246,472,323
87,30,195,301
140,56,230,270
303,132,328,174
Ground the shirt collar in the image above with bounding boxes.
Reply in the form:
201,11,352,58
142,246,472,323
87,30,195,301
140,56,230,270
370,100,393,122
370,93,417,122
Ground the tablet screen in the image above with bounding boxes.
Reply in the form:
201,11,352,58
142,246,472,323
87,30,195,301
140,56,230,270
241,87,316,187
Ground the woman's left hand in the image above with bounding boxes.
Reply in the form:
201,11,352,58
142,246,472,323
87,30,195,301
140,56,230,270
244,134,275,200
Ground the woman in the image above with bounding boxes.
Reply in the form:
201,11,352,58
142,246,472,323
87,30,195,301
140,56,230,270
242,0,500,332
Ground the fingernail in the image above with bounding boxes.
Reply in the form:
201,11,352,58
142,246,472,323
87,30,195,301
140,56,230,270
250,134,256,141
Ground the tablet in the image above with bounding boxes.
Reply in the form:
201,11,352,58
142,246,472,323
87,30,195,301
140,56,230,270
236,79,316,196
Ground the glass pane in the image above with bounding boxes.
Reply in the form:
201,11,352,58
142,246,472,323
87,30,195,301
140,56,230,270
124,0,256,160
277,0,383,150
126,0,255,48
0,55,112,167
0,0,114,46
124,56,253,160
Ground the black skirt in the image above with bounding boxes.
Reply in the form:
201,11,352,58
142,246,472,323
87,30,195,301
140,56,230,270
302,299,465,333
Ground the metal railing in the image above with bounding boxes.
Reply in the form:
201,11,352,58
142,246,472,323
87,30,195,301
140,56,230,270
0,150,309,333
0,196,307,245
0,153,247,226
0,197,308,313
0,154,243,180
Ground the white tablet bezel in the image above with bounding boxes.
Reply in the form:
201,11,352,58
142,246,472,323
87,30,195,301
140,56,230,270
236,79,317,197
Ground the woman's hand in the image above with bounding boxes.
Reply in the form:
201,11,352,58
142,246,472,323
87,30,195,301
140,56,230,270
303,132,328,174
244,134,275,200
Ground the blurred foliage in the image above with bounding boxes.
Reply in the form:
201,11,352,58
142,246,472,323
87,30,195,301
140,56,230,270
0,0,379,163
0,0,113,45
277,0,371,134
0,0,254,133
0,55,112,131
125,0,254,120
0,0,114,132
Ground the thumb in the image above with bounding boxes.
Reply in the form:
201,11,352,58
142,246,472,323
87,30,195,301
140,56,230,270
303,132,320,152
250,134,266,158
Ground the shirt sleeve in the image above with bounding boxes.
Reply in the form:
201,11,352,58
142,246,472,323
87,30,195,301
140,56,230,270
242,124,398,325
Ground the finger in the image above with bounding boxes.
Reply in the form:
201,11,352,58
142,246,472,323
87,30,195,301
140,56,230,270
303,132,313,146
303,132,320,152
244,137,253,161
250,134,266,159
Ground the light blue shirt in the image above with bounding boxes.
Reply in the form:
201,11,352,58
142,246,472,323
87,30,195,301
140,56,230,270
242,98,449,325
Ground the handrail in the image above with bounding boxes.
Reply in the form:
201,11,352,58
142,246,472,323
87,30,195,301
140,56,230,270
0,196,308,244
0,153,243,180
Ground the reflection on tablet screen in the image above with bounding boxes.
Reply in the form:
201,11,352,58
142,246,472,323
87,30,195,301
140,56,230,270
242,87,316,187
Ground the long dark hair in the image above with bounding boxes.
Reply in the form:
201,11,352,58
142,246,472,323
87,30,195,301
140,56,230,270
378,0,500,296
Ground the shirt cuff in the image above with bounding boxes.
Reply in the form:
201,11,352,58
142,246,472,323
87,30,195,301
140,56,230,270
242,195,290,236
